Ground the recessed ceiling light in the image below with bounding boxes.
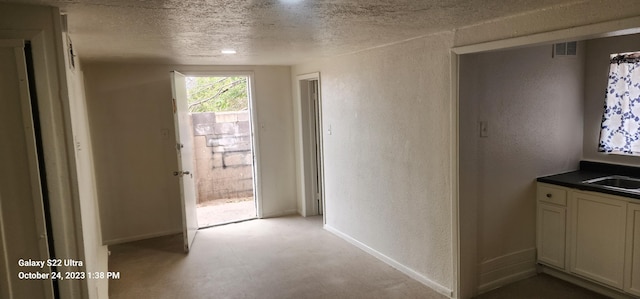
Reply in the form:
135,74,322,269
221,49,236,55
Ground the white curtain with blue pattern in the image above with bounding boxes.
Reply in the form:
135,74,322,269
598,52,640,155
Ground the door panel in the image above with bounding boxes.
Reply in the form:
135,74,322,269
626,204,640,296
570,192,626,289
171,71,198,252
537,203,566,269
0,40,53,298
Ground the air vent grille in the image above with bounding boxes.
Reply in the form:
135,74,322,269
554,41,577,57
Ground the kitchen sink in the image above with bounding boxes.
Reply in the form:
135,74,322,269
583,175,640,190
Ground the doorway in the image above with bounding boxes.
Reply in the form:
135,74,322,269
452,23,640,299
297,73,325,219
185,76,258,227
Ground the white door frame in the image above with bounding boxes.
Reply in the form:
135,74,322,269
295,72,326,221
0,38,54,299
176,71,264,219
451,16,640,298
0,25,88,297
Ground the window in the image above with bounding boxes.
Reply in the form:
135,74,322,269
598,51,640,155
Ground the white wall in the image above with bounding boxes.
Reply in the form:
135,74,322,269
459,44,584,294
291,2,640,299
293,32,456,295
83,63,296,244
583,33,640,165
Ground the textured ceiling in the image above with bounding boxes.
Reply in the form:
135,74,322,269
4,0,584,65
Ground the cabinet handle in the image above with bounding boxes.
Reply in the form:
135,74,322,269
546,193,552,198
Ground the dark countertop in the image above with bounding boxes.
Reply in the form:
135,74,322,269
537,161,640,200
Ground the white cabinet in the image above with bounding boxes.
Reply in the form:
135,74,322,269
537,203,566,269
536,183,640,296
536,184,567,269
626,203,640,296
569,191,627,289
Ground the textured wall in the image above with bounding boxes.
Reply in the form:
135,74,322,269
583,34,640,165
84,64,296,243
291,3,640,298
453,3,640,298
293,32,455,292
459,43,584,292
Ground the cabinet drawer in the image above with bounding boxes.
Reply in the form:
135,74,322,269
538,184,567,206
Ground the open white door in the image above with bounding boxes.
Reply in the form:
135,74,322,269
0,39,54,299
171,71,198,253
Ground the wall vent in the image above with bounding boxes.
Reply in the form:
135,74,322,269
553,41,577,57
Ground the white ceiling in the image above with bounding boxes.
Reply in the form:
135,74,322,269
5,0,582,65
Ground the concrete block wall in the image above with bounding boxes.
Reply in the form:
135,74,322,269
192,111,254,203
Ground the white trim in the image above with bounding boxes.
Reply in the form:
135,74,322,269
479,269,537,294
314,76,325,225
453,16,640,55
103,229,182,246
261,209,298,219
324,224,454,298
14,40,55,298
449,49,461,299
296,72,320,81
0,193,10,298
294,72,326,223
478,248,537,294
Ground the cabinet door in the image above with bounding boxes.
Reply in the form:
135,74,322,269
537,203,566,269
626,204,640,296
570,192,626,289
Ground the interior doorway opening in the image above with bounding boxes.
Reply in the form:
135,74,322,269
297,73,325,220
185,75,257,228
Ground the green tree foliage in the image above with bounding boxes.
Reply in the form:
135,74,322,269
186,76,248,112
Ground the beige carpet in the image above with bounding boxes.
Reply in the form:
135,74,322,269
108,216,446,299
108,216,606,299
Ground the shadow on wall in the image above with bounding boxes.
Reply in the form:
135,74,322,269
192,111,254,204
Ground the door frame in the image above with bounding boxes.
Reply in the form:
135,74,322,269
176,71,264,219
451,16,640,298
0,26,89,297
0,38,54,299
295,72,326,221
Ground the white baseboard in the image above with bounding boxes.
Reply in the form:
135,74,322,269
324,224,453,298
478,247,537,294
261,209,298,218
103,229,182,246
